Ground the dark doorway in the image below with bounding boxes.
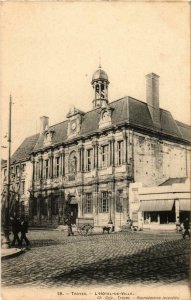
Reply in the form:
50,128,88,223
180,211,190,223
70,204,78,224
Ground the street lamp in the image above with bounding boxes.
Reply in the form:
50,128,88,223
108,191,114,231
2,95,12,249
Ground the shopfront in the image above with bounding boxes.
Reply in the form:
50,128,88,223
129,178,190,230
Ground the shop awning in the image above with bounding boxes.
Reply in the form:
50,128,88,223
138,200,174,212
179,200,190,211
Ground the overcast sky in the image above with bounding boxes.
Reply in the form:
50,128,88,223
1,2,190,159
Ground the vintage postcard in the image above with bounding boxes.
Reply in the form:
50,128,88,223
0,1,190,300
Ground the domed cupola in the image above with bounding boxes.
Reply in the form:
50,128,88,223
91,65,110,109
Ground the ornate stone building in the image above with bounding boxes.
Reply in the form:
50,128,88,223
2,66,190,230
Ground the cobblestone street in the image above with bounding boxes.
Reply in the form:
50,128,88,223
1,230,190,288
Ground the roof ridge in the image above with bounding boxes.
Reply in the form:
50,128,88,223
49,119,68,129
175,119,191,128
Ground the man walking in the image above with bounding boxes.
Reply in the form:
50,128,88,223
20,217,31,248
66,217,74,236
10,216,21,247
183,218,190,239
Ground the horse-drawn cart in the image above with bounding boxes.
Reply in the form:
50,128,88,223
76,218,94,235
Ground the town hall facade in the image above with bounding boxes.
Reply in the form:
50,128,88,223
2,66,190,231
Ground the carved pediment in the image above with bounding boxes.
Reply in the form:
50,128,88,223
66,105,84,139
43,128,55,146
99,106,113,129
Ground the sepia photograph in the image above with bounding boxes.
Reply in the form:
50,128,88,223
0,1,190,300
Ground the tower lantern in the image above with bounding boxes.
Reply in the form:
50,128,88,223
91,65,109,109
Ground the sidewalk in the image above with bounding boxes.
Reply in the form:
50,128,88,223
1,247,25,260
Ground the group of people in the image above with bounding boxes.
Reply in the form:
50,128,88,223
10,216,31,248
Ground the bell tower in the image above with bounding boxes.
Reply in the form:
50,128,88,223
91,65,109,109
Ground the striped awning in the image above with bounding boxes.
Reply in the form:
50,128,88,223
179,200,190,211
138,200,174,212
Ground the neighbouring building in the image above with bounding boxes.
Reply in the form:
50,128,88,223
129,178,191,230
1,66,190,231
1,134,39,221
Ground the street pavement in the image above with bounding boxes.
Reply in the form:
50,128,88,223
1,230,190,288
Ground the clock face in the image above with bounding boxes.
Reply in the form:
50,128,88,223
71,122,76,131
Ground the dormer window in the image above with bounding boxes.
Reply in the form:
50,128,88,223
99,106,113,129
43,129,55,146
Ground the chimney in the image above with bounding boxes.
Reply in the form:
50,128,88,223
40,116,49,132
146,73,160,128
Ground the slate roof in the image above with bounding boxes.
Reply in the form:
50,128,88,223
10,133,40,164
175,121,191,143
32,96,190,152
2,96,190,163
159,177,188,186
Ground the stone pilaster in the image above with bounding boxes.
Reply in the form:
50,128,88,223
81,146,84,172
59,148,65,176
38,156,43,179
48,152,54,178
122,130,127,164
92,141,98,169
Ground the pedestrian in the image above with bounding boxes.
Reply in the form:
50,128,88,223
66,218,74,236
183,218,190,239
10,216,21,247
20,217,31,248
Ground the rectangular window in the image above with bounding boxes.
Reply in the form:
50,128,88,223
15,165,19,175
100,191,109,213
117,141,123,165
36,162,39,179
87,149,93,171
150,212,158,223
16,182,20,192
101,145,109,168
144,212,150,224
4,169,7,176
22,164,26,172
84,193,93,213
45,160,49,179
10,167,14,175
21,181,25,194
56,157,60,177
